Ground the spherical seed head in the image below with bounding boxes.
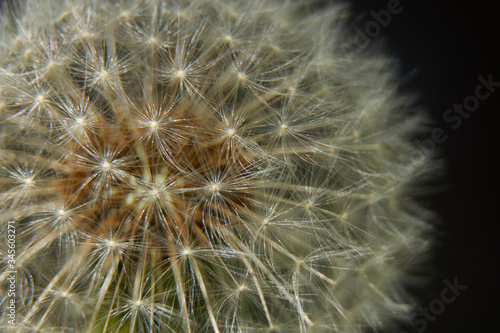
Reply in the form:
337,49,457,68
0,1,435,332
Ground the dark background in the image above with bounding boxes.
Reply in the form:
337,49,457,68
346,0,498,332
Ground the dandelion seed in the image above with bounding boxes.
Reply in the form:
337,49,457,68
176,70,186,79
237,72,247,81
23,177,34,185
101,161,112,171
35,95,45,105
149,120,158,129
119,11,130,19
226,128,236,137
98,70,108,80
182,248,192,257
105,239,116,248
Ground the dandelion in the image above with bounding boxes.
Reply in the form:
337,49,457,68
1,0,435,332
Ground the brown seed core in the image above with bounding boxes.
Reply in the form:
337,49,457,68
59,96,254,262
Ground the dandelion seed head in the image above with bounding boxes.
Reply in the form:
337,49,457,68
0,0,436,332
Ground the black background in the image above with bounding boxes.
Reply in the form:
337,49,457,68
1,0,497,332
346,0,498,332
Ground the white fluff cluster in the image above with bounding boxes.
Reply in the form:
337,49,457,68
0,0,434,332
